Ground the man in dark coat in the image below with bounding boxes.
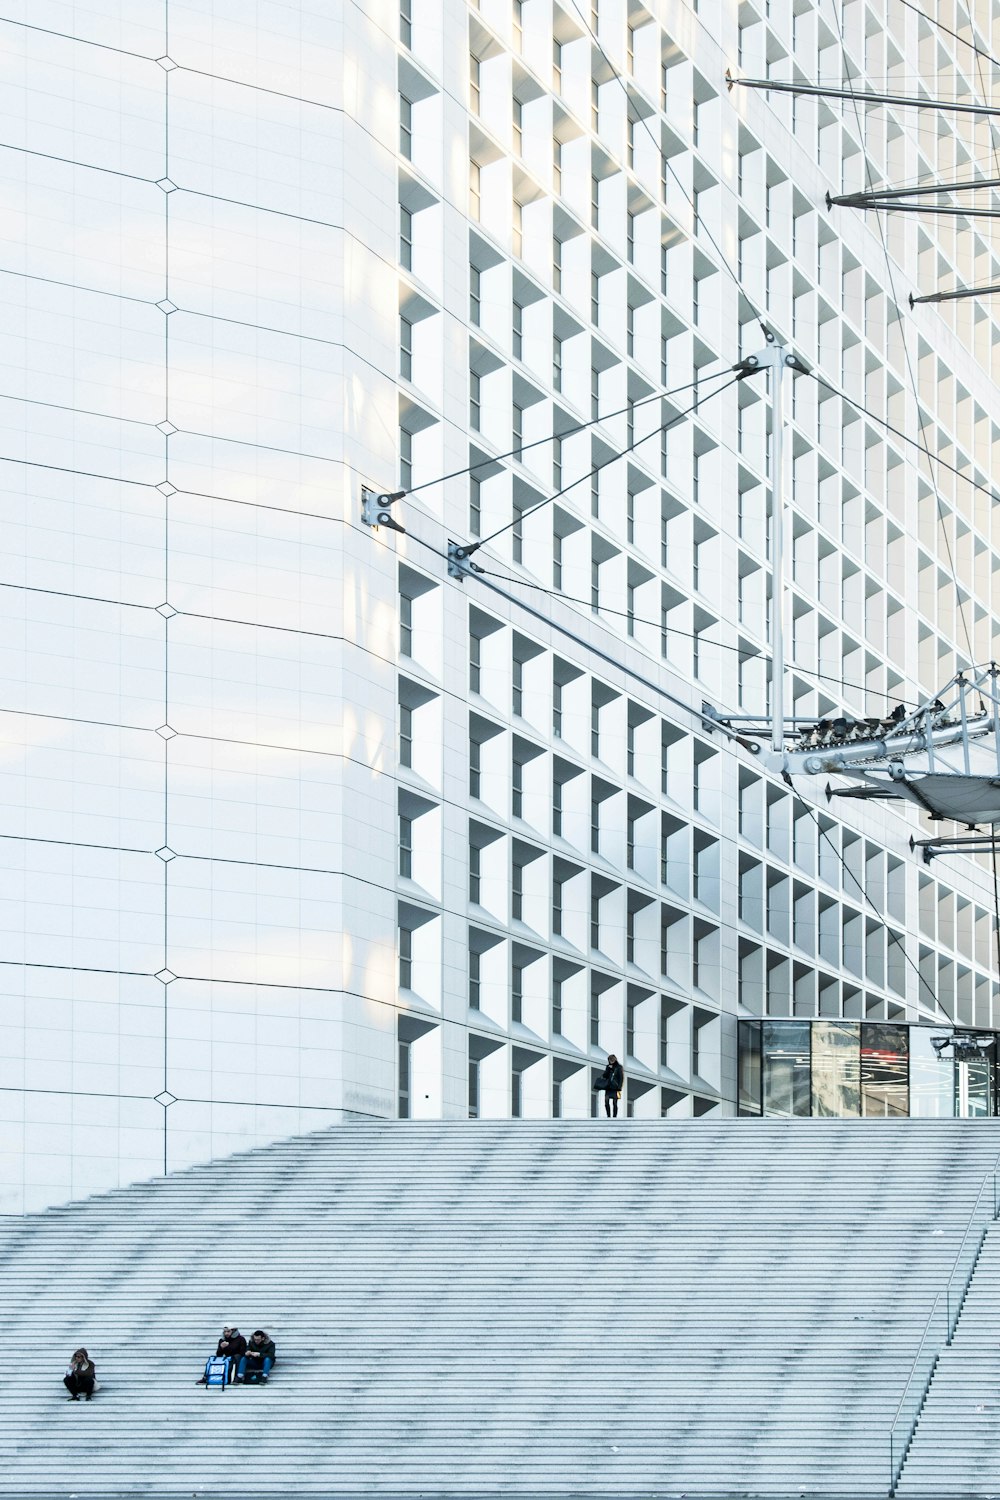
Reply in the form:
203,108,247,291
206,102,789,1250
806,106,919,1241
596,1054,624,1117
197,1326,246,1384
237,1330,276,1383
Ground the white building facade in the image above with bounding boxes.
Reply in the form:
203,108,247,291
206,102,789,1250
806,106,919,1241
2,0,1000,1212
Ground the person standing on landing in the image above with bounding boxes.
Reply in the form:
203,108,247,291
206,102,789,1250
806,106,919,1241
63,1349,96,1401
597,1054,624,1117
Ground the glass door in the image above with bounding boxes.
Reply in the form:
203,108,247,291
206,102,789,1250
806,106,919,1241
955,1050,994,1118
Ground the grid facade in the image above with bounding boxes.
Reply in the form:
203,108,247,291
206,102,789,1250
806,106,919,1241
2,0,1000,1211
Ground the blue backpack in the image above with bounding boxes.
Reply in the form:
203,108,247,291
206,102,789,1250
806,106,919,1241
202,1356,231,1389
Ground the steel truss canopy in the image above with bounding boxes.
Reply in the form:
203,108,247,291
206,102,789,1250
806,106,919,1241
714,667,1000,858
845,768,1000,828
787,666,1000,829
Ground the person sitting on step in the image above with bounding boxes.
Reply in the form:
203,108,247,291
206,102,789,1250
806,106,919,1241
237,1330,276,1383
63,1348,96,1401
197,1325,246,1384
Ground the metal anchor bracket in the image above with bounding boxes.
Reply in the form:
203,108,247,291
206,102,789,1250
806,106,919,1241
361,487,406,532
448,541,480,580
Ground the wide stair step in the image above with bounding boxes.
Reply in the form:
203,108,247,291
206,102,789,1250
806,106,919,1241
4,1118,1000,1497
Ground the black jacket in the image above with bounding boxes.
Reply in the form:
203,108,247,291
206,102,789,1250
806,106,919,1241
599,1062,624,1093
216,1332,246,1365
244,1336,276,1366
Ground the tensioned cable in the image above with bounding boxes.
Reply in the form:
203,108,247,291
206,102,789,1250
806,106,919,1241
0,371,739,555
827,0,977,666
808,368,1000,510
896,0,1000,72
0,405,915,712
841,201,1000,219
465,369,748,552
821,76,998,90
403,521,918,740
403,367,731,499
564,0,770,337
960,0,1000,215
470,564,918,705
911,281,1000,306
404,522,956,1019
1,473,955,1024
795,797,956,1025
5,19,964,1074
12,13,983,988
833,174,1000,201
0,364,978,705
866,157,1000,192
401,528,752,743
733,74,1000,118
14,563,906,727
0,364,729,498
0,371,954,707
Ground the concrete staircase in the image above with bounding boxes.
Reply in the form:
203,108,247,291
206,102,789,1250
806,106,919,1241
895,1217,1000,1497
1,1119,998,1499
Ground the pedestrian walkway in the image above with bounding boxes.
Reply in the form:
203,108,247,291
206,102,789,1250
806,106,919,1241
2,1119,997,1497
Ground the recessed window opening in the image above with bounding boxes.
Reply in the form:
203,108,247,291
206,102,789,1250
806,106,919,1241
399,814,413,878
512,962,524,1020
398,1035,411,1116
512,757,524,819
400,316,413,380
399,703,413,767
512,863,524,921
470,632,482,694
399,927,413,989
400,593,412,657
400,205,413,269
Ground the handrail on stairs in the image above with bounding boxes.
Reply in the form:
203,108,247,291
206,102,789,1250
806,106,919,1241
888,1163,1000,1495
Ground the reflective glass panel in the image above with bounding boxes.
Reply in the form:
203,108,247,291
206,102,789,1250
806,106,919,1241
762,1021,811,1117
954,1038,995,1118
910,1028,954,1118
738,1020,762,1116
811,1021,860,1117
860,1023,908,1117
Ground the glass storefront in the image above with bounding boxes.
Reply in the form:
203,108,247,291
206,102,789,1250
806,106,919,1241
739,1020,999,1118
761,1020,811,1117
909,1027,954,1119
860,1024,908,1118
811,1020,860,1117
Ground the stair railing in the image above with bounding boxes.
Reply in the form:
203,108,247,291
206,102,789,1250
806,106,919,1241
888,1164,1000,1494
